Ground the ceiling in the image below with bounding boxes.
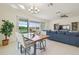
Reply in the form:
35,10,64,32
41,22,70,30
0,3,79,20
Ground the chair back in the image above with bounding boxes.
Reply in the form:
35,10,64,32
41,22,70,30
41,31,46,35
23,33,34,39
15,32,25,48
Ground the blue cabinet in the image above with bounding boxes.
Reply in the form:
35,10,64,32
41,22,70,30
46,31,79,47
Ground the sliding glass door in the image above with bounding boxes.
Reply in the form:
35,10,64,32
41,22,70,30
18,19,41,34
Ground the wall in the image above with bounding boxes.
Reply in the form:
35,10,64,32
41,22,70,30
48,16,79,31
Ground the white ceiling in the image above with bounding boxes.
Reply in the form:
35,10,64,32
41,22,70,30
0,3,79,20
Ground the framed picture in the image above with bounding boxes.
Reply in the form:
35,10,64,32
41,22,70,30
54,24,59,30
72,22,78,31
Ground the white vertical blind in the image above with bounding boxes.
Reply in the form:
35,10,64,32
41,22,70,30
18,21,41,28
18,21,27,27
29,22,41,27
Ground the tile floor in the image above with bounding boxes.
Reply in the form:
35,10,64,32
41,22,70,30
0,40,79,55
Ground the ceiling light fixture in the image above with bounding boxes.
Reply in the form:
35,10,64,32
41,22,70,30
18,4,25,9
28,5,40,14
10,4,18,9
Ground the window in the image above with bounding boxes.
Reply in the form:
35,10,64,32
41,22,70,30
29,21,41,33
18,19,41,33
18,19,28,33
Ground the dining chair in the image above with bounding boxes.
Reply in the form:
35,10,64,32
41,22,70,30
15,32,21,49
15,32,34,55
40,31,47,50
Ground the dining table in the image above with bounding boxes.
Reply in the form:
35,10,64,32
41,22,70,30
23,34,49,55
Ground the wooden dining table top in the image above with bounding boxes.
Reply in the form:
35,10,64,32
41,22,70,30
39,35,48,39
24,34,49,44
32,35,49,42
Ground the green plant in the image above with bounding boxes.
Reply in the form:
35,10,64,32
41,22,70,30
0,20,14,40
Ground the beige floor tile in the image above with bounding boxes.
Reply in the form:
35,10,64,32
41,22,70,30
0,40,79,55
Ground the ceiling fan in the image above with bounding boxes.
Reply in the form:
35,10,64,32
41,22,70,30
60,14,68,17
48,3,53,7
56,11,69,18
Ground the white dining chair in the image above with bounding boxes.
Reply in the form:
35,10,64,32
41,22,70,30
15,32,21,49
15,32,34,55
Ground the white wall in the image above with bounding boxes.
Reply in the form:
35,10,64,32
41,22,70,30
48,16,79,31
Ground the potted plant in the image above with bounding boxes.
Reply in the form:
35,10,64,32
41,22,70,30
0,20,14,46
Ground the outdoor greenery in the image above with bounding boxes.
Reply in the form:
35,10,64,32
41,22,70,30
19,26,28,33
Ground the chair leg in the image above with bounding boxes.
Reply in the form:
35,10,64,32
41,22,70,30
42,41,46,50
25,48,26,55
20,45,22,54
17,42,19,49
40,41,42,50
45,40,46,47
43,40,46,48
33,43,36,55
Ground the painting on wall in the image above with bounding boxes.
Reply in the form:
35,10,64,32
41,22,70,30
54,24,59,30
72,22,78,31
54,24,70,31
58,25,70,30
